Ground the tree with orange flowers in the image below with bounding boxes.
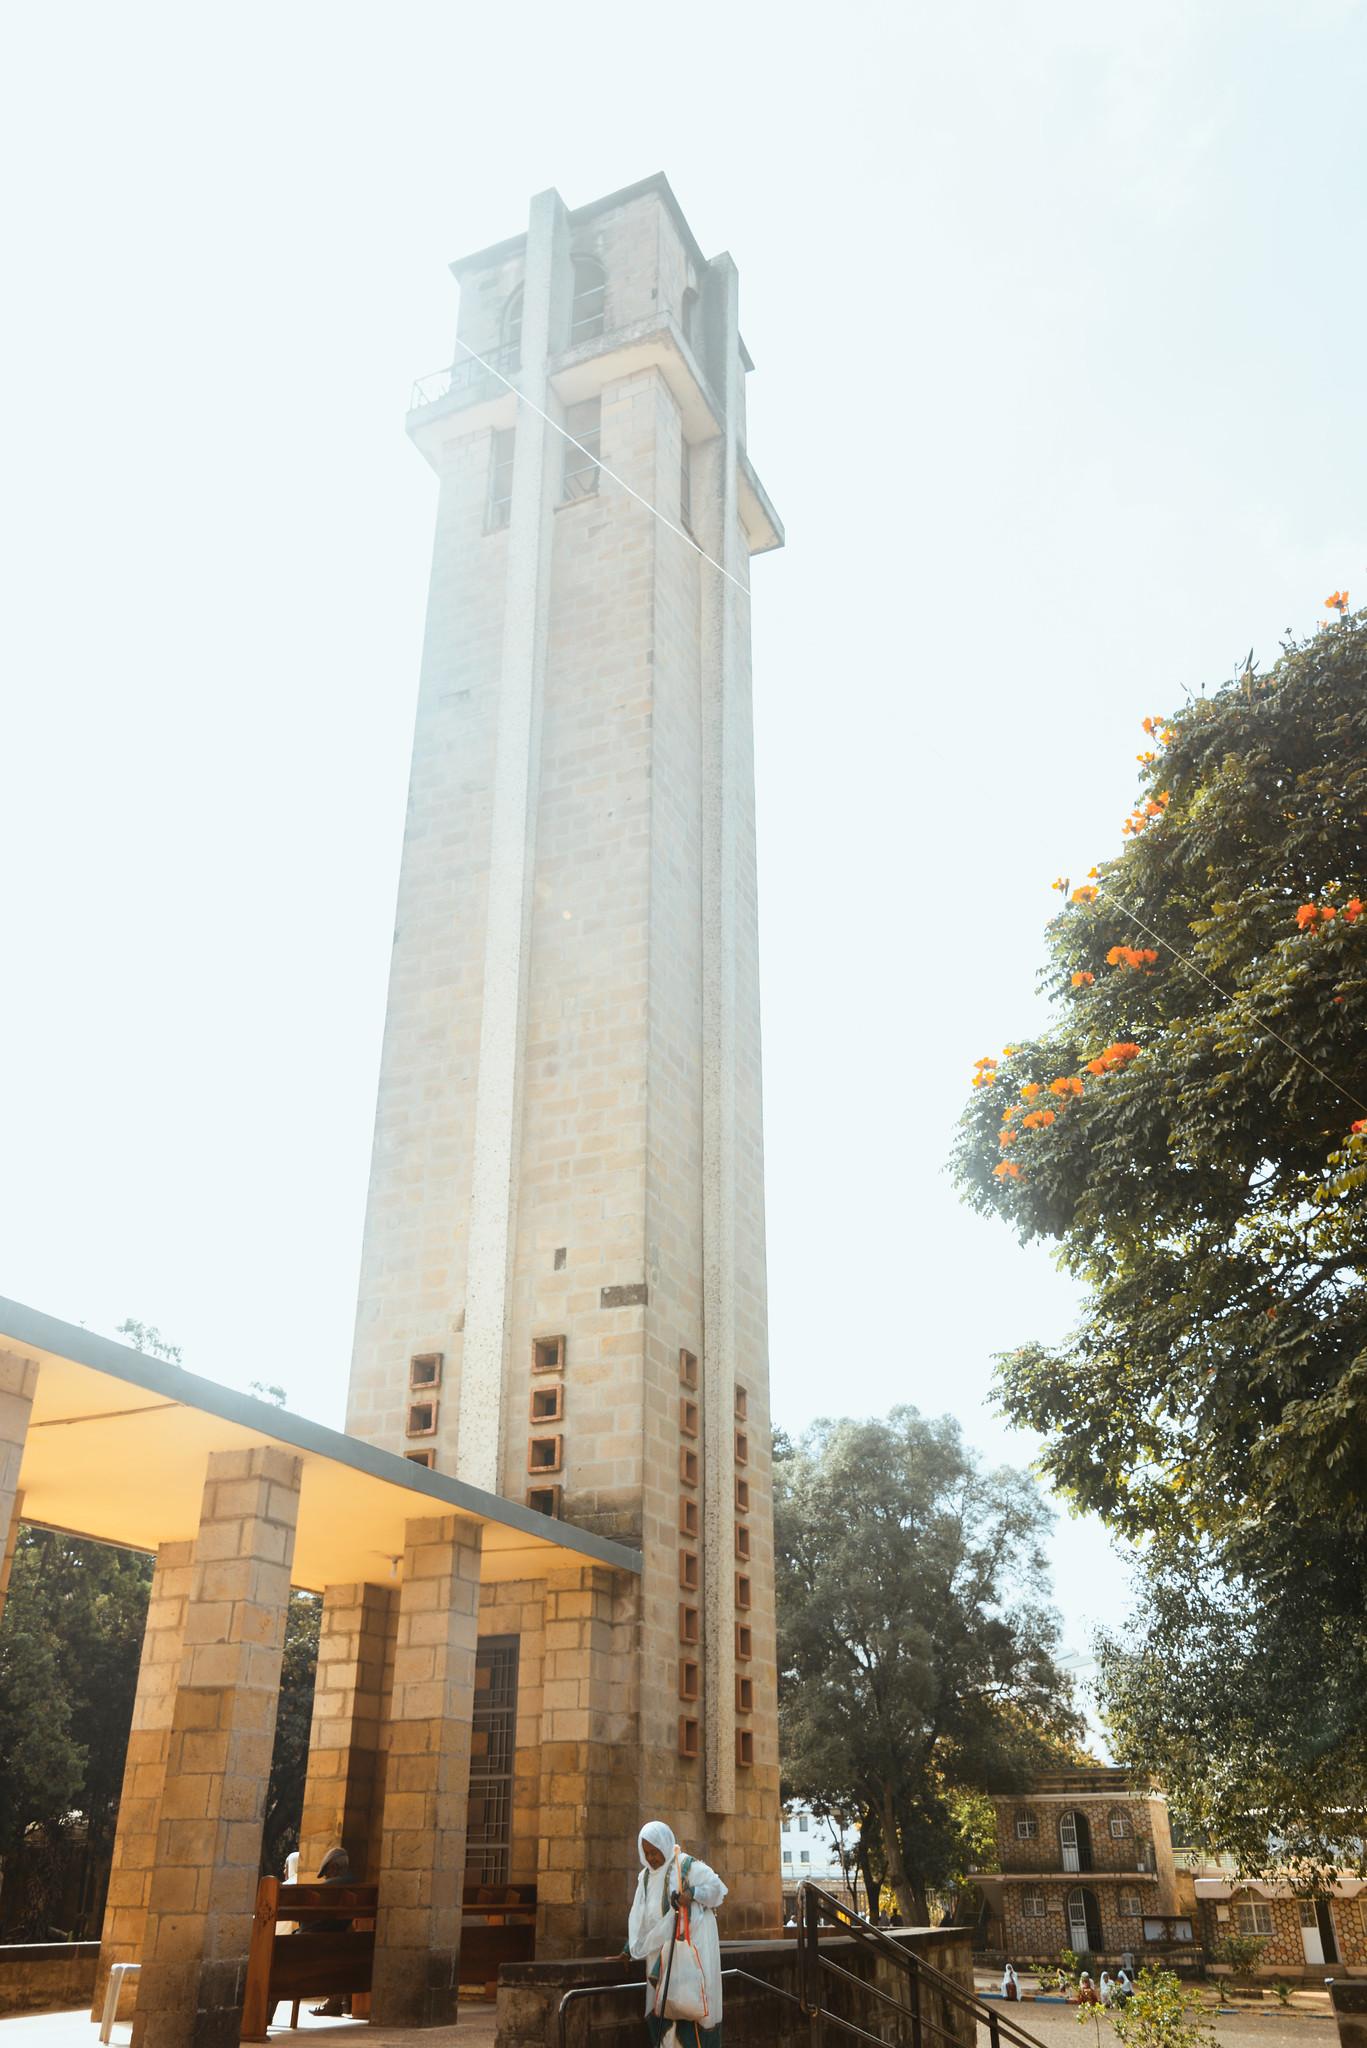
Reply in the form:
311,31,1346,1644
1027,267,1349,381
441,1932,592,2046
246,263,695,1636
953,605,1367,1874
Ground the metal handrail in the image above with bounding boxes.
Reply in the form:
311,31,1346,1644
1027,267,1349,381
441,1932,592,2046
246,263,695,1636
556,1965,803,2046
551,1887,1061,2048
408,341,520,413
798,1880,1058,2048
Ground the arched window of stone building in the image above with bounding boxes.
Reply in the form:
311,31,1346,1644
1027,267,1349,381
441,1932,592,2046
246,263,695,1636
570,256,606,344
1060,1809,1093,1872
1067,1886,1103,1953
502,286,523,362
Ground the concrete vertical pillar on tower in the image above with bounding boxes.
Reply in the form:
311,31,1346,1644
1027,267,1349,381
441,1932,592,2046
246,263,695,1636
535,1565,640,1958
92,1539,195,2022
698,251,747,1823
456,184,572,1495
0,1349,39,1631
297,1580,396,1877
369,1513,483,2026
131,1446,301,2048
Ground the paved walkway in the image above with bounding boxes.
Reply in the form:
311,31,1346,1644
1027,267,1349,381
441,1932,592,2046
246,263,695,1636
971,1999,1338,2048
0,2007,498,2047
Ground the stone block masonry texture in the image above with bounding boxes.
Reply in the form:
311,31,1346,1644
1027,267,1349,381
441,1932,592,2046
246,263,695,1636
93,1539,196,2022
298,1580,396,1880
369,1514,483,2026
348,179,784,1942
131,1448,301,2048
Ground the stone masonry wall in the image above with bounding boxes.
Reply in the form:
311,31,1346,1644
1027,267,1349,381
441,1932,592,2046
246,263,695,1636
994,1795,1163,1876
999,1878,1162,1963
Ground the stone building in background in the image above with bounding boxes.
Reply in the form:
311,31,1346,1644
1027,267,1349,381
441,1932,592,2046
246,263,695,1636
341,174,785,1947
972,1768,1187,1968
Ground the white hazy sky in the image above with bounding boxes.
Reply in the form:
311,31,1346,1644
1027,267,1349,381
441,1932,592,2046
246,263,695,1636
3,2,1365,1688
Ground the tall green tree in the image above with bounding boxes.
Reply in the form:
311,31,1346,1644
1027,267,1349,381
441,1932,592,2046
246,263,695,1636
0,1530,154,1931
952,610,1367,1866
261,1592,321,1877
775,1408,1084,1922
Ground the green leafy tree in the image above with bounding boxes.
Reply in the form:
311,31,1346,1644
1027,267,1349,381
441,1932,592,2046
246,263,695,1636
115,1319,181,1363
1209,1931,1267,1984
953,613,1367,1868
261,1591,321,1877
1105,1968,1217,2048
775,1408,1085,1922
0,1529,153,1932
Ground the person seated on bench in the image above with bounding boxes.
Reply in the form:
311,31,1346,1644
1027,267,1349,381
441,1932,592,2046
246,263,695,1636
309,1847,355,2018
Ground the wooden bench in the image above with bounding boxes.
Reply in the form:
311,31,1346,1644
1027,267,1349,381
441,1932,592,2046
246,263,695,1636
240,1878,376,2040
239,1875,540,2034
459,1882,537,1996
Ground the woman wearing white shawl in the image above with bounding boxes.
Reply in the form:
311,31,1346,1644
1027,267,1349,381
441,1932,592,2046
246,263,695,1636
627,1820,728,2047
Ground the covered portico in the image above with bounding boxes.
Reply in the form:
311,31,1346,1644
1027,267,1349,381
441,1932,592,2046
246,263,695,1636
0,1301,641,2048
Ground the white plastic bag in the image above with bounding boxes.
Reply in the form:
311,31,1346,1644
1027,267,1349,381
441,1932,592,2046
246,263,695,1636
654,1850,710,2026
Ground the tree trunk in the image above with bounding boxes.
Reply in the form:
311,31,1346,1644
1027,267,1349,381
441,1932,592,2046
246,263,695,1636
879,1785,920,1926
855,1832,879,1925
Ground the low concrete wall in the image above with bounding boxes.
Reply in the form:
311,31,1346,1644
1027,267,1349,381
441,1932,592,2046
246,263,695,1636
497,1924,974,2047
0,1940,100,2018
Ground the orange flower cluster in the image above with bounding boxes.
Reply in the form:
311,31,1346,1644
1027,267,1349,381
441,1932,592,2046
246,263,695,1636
1050,1075,1085,1097
1022,1109,1056,1129
1071,885,1098,904
1326,590,1349,615
1021,1083,1042,1101
993,1160,1022,1179
1351,1119,1367,1136
971,1055,999,1089
1106,944,1159,970
1297,897,1363,930
1071,971,1095,987
1122,791,1172,838
1084,1041,1141,1076
1141,716,1174,744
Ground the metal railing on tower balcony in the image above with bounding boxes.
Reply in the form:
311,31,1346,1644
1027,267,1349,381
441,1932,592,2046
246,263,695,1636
408,340,520,413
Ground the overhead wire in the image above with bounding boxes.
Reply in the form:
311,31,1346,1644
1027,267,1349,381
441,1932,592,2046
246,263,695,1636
1089,877,1367,1120
448,336,754,604
440,338,1365,1122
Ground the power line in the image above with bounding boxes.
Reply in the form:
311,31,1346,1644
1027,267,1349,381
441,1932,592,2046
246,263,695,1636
1091,878,1367,1119
443,342,1365,1123
448,336,755,604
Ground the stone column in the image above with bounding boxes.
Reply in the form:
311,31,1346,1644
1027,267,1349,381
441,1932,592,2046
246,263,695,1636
93,1539,195,2021
698,252,747,1821
131,1447,301,2048
369,1513,482,2025
457,185,571,1493
0,1349,39,1630
297,1580,395,1877
535,1565,640,1957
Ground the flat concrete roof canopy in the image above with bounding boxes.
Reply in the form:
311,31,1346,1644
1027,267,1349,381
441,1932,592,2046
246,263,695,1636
2,1298,642,1590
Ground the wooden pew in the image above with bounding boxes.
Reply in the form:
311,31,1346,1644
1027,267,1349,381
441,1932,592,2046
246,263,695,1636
240,1877,377,2040
459,1882,537,1996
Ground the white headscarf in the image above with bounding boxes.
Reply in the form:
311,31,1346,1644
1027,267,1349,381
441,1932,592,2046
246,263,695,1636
628,1821,678,1953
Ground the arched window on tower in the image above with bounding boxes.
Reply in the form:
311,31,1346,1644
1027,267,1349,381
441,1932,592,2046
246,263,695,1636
570,256,606,345
502,287,524,365
681,287,699,349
